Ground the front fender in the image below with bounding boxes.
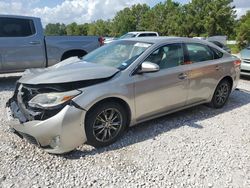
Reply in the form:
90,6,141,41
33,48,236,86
72,81,136,125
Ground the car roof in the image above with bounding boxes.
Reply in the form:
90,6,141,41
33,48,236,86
121,36,214,45
0,14,39,20
128,31,158,34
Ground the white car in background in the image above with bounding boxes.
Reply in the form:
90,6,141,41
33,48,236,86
104,31,159,44
119,31,159,39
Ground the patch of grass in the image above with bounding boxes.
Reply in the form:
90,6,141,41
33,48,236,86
227,44,240,54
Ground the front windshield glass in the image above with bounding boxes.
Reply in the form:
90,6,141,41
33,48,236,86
82,41,152,70
119,33,136,39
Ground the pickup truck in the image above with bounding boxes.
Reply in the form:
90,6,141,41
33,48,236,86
0,15,104,73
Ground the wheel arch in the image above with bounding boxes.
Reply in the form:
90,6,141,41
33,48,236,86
208,75,234,102
85,97,132,129
61,49,87,61
218,76,233,91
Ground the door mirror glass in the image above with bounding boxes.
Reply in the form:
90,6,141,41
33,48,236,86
138,61,159,73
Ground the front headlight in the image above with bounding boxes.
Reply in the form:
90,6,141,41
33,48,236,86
28,90,81,109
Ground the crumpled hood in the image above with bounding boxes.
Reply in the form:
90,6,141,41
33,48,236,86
240,47,250,59
19,57,119,85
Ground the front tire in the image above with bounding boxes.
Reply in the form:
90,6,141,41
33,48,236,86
85,102,127,148
209,79,231,108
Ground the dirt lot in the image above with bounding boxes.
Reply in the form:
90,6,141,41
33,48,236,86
0,74,250,188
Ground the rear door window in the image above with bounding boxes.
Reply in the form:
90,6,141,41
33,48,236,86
0,18,36,37
186,43,214,63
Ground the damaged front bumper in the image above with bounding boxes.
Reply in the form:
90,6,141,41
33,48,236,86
6,98,87,154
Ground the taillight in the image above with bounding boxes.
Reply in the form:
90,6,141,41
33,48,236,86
234,60,241,67
183,61,192,65
98,36,104,46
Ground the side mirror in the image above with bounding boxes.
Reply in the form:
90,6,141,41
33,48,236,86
137,61,160,74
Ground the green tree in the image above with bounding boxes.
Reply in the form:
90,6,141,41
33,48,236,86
140,3,166,35
130,4,150,31
112,4,150,36
43,0,238,39
236,11,250,49
112,7,136,36
181,0,236,37
140,0,183,36
160,0,183,36
44,23,66,35
78,23,89,35
66,22,79,35
204,0,236,37
88,20,112,36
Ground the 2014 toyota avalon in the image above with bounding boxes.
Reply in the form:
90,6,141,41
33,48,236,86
6,37,241,154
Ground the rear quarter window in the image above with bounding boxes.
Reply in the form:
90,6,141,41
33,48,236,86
0,18,36,37
211,41,223,48
186,43,214,63
209,46,224,59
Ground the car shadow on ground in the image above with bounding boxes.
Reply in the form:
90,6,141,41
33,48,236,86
63,88,250,160
0,75,21,92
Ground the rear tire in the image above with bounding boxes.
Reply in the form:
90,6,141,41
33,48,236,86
209,79,231,108
85,102,127,148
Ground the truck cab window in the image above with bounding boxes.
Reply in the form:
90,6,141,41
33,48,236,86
0,18,35,37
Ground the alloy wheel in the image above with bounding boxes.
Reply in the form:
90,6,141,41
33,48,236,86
93,108,123,142
215,83,229,105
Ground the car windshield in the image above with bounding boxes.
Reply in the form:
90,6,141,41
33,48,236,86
119,33,136,39
82,40,152,70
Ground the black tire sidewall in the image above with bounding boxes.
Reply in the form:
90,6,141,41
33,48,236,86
210,80,231,108
85,102,127,147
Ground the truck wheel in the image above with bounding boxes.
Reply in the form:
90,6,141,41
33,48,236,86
209,79,231,109
85,102,127,148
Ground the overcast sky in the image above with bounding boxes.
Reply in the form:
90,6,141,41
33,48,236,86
0,0,249,26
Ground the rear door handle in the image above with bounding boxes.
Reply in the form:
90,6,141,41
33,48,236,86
29,41,41,45
178,73,188,80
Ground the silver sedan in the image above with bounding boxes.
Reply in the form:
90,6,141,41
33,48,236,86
240,45,250,76
6,37,241,154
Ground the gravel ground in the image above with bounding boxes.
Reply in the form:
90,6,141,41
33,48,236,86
0,74,250,188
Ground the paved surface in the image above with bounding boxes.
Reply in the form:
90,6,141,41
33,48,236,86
0,73,250,188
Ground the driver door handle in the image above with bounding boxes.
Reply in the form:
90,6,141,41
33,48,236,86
29,41,41,45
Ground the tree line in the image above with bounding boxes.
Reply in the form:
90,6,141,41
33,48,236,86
44,0,250,49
